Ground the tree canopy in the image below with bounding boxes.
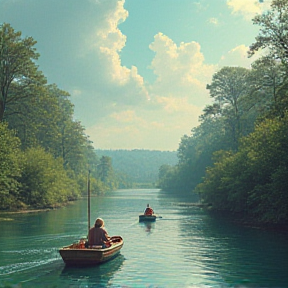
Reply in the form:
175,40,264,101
158,0,288,226
0,23,46,122
0,23,119,210
249,0,288,66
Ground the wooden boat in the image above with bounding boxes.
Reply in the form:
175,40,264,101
139,214,157,222
59,170,124,266
59,236,124,266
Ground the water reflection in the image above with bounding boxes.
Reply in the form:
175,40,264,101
177,204,288,287
1,189,287,288
139,221,155,233
60,254,125,287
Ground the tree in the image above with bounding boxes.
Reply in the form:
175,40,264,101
207,67,250,149
18,147,80,207
6,82,90,177
207,67,250,114
0,122,22,209
196,113,288,224
6,84,69,150
249,0,288,67
0,23,46,122
252,57,286,102
0,24,120,210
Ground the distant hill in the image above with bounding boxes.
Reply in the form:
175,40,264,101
95,149,178,185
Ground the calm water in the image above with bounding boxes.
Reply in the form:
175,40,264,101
0,189,287,288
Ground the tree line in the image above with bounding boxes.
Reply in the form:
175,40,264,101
96,149,177,187
158,0,288,226
0,23,121,210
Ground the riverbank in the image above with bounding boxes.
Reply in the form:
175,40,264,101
0,208,57,222
0,208,53,214
177,202,288,233
206,209,288,234
0,200,77,217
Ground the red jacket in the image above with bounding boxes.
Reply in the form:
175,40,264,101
144,207,153,216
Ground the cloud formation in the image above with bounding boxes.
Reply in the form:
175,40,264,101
0,0,266,150
69,0,149,119
86,30,211,150
219,44,256,68
149,33,215,104
227,0,272,20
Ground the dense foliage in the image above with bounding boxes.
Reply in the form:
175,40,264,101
158,0,288,225
0,23,118,210
196,115,288,224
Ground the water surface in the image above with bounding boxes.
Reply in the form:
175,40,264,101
0,189,287,287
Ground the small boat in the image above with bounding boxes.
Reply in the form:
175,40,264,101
59,236,124,266
139,214,157,222
59,170,123,266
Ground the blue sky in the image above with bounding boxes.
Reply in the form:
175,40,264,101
0,0,271,151
120,0,258,77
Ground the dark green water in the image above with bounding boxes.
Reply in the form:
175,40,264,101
0,189,287,288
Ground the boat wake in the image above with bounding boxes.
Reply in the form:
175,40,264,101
0,247,60,276
127,220,139,227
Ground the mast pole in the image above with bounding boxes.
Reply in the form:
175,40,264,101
88,169,91,235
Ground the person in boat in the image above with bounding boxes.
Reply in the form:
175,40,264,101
144,203,154,216
88,218,111,248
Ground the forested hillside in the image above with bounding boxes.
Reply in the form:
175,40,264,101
158,0,288,226
96,149,177,186
0,23,119,210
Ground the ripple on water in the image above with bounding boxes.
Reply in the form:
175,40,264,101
1,190,288,288
0,257,59,276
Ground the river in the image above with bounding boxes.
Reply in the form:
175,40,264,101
0,189,287,288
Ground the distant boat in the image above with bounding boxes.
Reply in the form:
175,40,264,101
59,236,123,266
139,214,157,222
59,170,124,266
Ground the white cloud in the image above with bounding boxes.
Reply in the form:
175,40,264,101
86,32,218,150
86,102,202,150
84,0,144,87
208,17,219,25
219,44,253,68
1,0,266,150
227,0,272,20
149,33,215,105
68,0,149,120
218,44,267,68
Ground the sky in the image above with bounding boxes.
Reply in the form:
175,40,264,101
0,0,271,151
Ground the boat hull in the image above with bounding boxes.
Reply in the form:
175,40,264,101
59,236,123,266
139,214,156,222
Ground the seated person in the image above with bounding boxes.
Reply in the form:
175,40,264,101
144,204,154,216
88,218,110,248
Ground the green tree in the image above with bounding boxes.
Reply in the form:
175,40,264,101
0,23,46,122
18,147,80,208
6,82,91,181
249,0,288,118
0,24,120,210
157,164,175,190
96,156,117,192
0,122,22,209
196,114,288,224
243,116,288,223
207,67,250,149
249,0,288,66
251,57,286,103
